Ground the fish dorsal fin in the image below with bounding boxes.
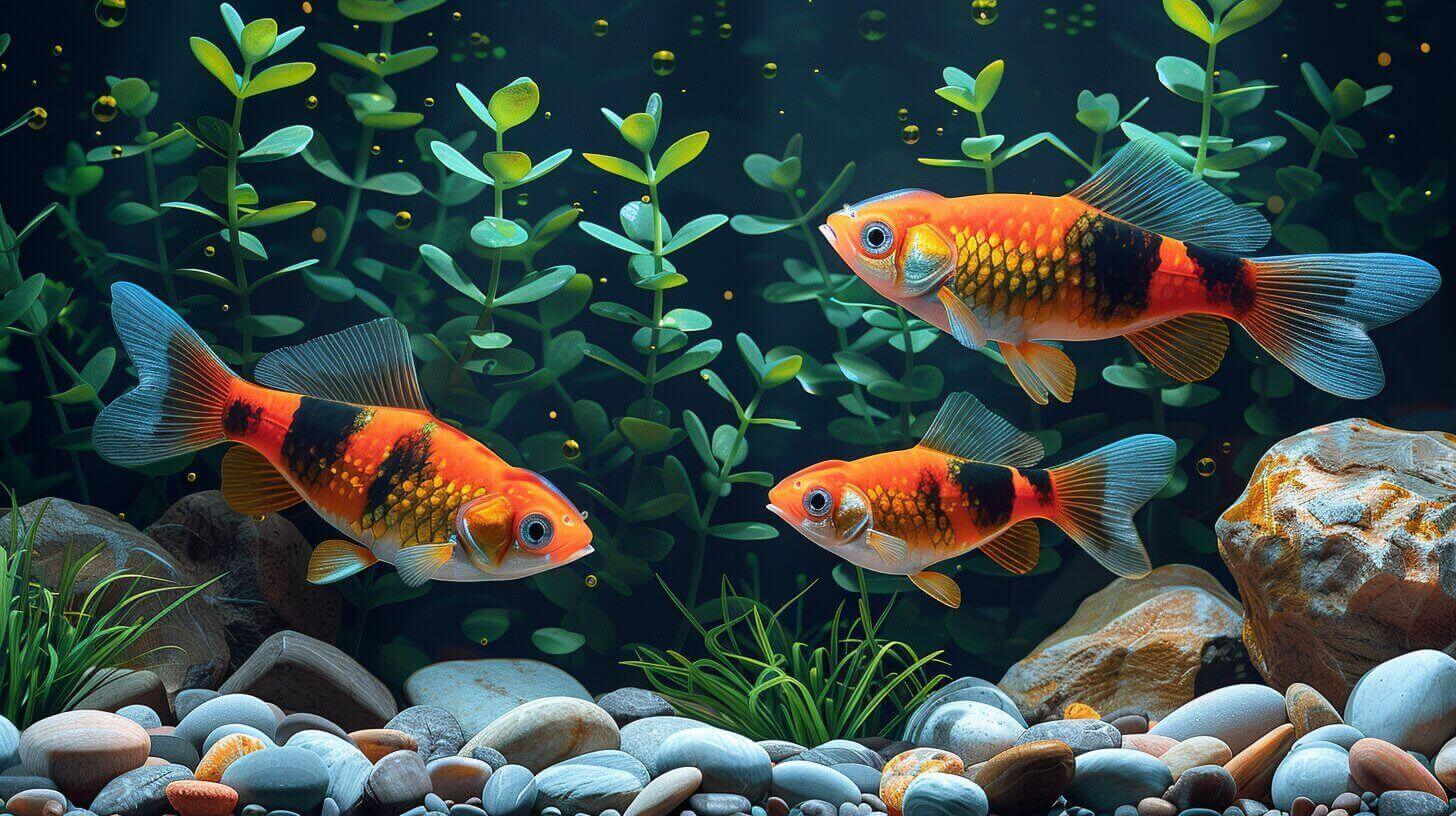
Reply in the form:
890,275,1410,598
255,318,428,410
221,445,303,514
918,391,1044,468
1068,138,1270,253
1126,314,1230,382
980,521,1040,575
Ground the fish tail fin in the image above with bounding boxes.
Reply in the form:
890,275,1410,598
93,282,242,467
1047,434,1175,578
1235,253,1439,399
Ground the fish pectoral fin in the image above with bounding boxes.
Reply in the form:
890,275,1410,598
1126,314,1230,383
865,530,910,562
221,445,303,515
936,287,987,349
909,571,962,608
979,521,1041,575
1000,341,1076,404
394,541,456,587
307,539,378,585
916,392,1044,467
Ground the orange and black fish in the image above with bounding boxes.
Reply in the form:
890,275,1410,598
94,282,592,587
820,139,1441,404
767,392,1173,607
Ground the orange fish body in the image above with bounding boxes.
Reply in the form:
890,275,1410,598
95,283,592,587
768,392,1174,607
822,140,1440,403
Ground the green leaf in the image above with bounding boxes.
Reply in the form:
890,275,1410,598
0,275,46,328
655,131,709,181
579,221,650,255
761,354,803,389
239,18,278,62
238,125,314,162
518,148,572,185
488,77,540,132
496,266,576,306
1163,0,1214,41
657,340,723,381
663,214,727,254
585,343,645,382
190,37,239,95
1330,79,1366,120
1156,56,1208,102
456,82,496,130
430,141,491,184
481,151,532,185
1275,165,1323,199
619,112,658,153
1214,0,1282,42
471,217,529,249
961,135,1005,160
707,522,779,541
461,608,511,644
532,627,585,655
236,314,304,338
618,417,676,455
769,156,802,190
239,200,315,228
243,61,316,97
582,153,649,185
1300,63,1333,116
973,60,1004,110
110,77,153,116
833,351,892,386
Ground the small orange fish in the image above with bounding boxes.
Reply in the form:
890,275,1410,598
767,392,1174,607
821,139,1440,403
94,283,592,587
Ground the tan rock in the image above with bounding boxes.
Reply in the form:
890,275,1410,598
1122,734,1179,758
351,728,419,763
975,740,1075,815
1161,736,1232,780
1348,737,1445,798
999,564,1245,719
1225,723,1294,800
73,668,171,721
17,710,151,804
1434,736,1455,792
1216,419,1456,706
221,630,396,732
1285,683,1342,738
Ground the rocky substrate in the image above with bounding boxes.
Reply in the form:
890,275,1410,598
2,647,1455,816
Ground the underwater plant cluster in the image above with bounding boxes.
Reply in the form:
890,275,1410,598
0,1,1453,816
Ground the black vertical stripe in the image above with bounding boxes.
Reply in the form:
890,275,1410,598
362,424,435,522
1187,244,1255,311
281,397,368,486
1080,214,1163,320
950,461,1016,528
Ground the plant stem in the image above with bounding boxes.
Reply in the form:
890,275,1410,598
685,388,762,614
31,333,90,503
225,69,253,361
640,161,666,411
137,115,176,304
1191,41,1219,177
895,308,916,446
974,111,996,192
1270,125,1329,234
323,23,392,277
448,131,508,387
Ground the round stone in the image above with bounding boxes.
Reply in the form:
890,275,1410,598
221,746,330,812
285,730,371,814
1285,685,1342,738
91,762,193,816
795,741,885,770
3,789,68,816
879,749,965,816
759,740,808,763
1434,735,1456,790
1150,685,1289,755
459,697,618,773
1269,741,1356,809
771,761,861,806
149,734,201,770
202,724,276,755
1343,650,1456,756
655,728,772,801
973,740,1073,816
1065,748,1173,812
480,764,536,816
622,767,701,816
555,750,650,786
1161,737,1233,780
196,733,269,783
116,706,164,730
174,690,221,722
1347,737,1445,798
166,780,239,816
176,695,278,748
618,717,704,777
917,702,1025,766
426,756,492,803
1374,790,1450,816
17,710,152,804
831,763,883,795
1015,720,1121,756
533,763,642,814
1224,724,1294,801
363,749,432,816
350,729,418,764
386,707,464,763
1,714,20,768
903,678,1027,743
1164,765,1236,810
901,773,988,816
1291,725,1364,753
596,688,675,727
275,714,351,747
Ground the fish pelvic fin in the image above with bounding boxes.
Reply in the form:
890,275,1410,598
937,287,987,348
307,539,378,585
1235,253,1440,399
221,445,303,515
865,529,910,562
1126,314,1229,382
910,571,961,608
999,340,1076,404
394,541,456,587
94,282,241,467
1047,434,1175,578
979,520,1040,575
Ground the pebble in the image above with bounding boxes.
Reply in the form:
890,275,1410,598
275,714,351,747
1137,797,1176,816
17,710,152,804
688,793,752,816
174,690,221,722
1374,791,1450,816
385,707,464,763
618,717,704,776
1065,748,1173,812
880,749,965,816
903,678,1028,741
900,772,989,816
1284,685,1342,739
656,727,772,801
1161,736,1233,780
1015,719,1122,756
481,764,536,816
759,740,808,763
1343,650,1456,756
1110,715,1151,736
426,756,493,803
196,734,269,782
350,729,419,764
1225,725,1295,800
116,706,164,730
202,724,276,755
802,800,838,816
285,730,371,814
165,780,239,816
1122,734,1180,758
1292,726,1365,753
1151,685,1289,755
1434,735,1456,790
221,746,331,812
557,750,651,786
0,777,62,801
363,750,433,816
90,762,192,816
533,763,642,814
1240,796,1271,816
2,714,21,768
1165,765,1237,810
176,695,278,748
424,792,447,814
148,734,201,770
623,767,702,816
4,789,68,816
797,741,885,770
461,697,619,773
468,746,508,770
1347,737,1445,797
771,761,861,806
596,688,676,726
832,763,883,794
449,806,487,816
916,701,1025,765
972,740,1074,816
1270,741,1355,809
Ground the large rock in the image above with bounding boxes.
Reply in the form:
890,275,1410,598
405,659,591,735
3,499,228,691
999,564,1246,720
1151,684,1289,754
1216,419,1456,706
1342,649,1456,755
72,669,171,721
219,630,395,731
146,491,341,672
458,697,619,772
18,710,152,804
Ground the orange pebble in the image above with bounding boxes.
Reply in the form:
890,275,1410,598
195,733,267,782
166,780,239,816
880,748,966,816
349,728,418,763
1063,702,1100,719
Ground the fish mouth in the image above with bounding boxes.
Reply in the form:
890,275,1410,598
818,223,838,244
765,503,788,522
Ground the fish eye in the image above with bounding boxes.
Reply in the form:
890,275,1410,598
860,221,894,256
519,513,554,549
803,487,833,518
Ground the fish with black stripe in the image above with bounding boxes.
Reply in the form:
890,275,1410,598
766,392,1174,607
819,139,1441,404
93,282,592,587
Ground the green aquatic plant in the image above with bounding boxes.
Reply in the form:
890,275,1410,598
627,579,948,744
1355,162,1449,252
0,493,216,727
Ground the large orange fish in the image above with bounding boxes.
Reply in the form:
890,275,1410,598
821,139,1440,404
94,283,592,587
767,392,1173,607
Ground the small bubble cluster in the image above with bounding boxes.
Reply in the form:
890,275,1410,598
1042,3,1099,35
